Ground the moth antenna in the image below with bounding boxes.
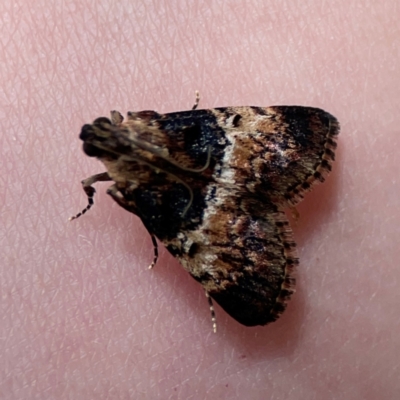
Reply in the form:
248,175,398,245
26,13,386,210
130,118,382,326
180,182,194,217
153,145,211,173
90,121,212,173
164,144,211,173
192,90,200,110
205,291,217,333
115,153,195,217
90,141,196,216
186,145,211,173
148,234,159,269
128,137,212,173
92,129,211,175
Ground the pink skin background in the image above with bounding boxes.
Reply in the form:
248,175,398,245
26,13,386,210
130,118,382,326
1,1,399,399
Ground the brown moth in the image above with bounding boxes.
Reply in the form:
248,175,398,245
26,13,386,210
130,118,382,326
71,95,339,331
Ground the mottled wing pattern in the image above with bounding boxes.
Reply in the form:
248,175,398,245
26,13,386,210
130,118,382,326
76,105,339,327
209,106,339,207
156,106,337,325
163,184,297,326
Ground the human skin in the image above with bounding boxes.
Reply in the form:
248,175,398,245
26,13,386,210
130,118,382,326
1,1,399,399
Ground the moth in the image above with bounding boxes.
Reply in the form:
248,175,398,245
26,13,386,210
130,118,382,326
71,94,339,331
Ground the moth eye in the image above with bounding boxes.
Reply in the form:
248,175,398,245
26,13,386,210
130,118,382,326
80,123,109,157
93,118,114,135
79,124,95,141
82,142,103,158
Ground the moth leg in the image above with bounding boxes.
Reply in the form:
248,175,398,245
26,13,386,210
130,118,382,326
191,90,200,110
205,291,217,333
69,172,112,221
148,234,159,270
106,183,128,209
106,184,159,270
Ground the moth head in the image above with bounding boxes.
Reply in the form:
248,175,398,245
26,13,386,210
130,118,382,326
79,117,114,158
